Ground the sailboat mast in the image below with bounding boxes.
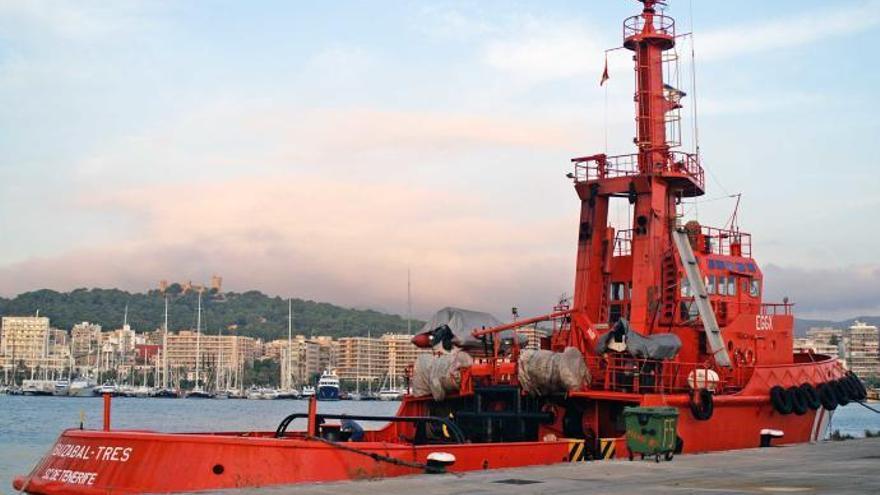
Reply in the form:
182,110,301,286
195,291,201,390
163,295,169,388
217,318,223,393
287,299,293,390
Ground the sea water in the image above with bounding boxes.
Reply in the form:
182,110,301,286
0,396,877,488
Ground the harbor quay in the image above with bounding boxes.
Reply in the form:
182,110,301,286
213,438,880,495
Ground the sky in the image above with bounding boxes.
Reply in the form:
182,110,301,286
0,0,877,321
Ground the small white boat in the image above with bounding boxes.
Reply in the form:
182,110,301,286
69,378,97,397
53,379,70,396
275,389,300,400
186,387,214,399
300,385,316,399
378,388,406,401
22,379,56,396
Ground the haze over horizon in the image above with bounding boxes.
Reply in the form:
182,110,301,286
0,1,877,321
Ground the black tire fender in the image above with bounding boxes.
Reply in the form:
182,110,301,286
817,382,838,411
845,373,867,401
833,379,851,406
770,385,793,415
690,388,714,421
789,386,808,415
799,383,821,410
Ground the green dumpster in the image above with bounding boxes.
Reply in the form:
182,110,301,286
622,406,679,462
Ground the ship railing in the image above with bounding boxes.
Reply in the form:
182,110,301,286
624,13,675,39
760,303,794,316
571,152,704,191
584,355,747,395
699,226,752,258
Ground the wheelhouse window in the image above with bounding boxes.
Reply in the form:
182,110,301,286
750,279,761,297
718,276,728,296
727,277,737,296
706,275,716,294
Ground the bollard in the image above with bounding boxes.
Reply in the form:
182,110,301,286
307,395,317,436
103,393,111,431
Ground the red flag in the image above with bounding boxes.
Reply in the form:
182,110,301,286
600,55,609,86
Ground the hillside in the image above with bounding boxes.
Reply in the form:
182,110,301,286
0,288,422,341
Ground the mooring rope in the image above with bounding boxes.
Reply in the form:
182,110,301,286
856,400,880,415
305,435,462,477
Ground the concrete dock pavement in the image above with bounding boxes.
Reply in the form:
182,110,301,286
211,438,880,495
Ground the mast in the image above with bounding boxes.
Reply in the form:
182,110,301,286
406,268,412,335
288,299,293,390
162,295,169,388
195,291,202,391
568,0,704,344
216,317,223,393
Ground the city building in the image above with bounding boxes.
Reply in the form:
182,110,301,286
0,316,67,378
164,330,259,379
846,321,879,378
383,333,429,384
335,333,430,386
71,322,102,365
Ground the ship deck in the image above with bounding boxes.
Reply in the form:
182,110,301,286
210,437,880,495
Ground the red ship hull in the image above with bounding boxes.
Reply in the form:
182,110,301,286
14,356,841,495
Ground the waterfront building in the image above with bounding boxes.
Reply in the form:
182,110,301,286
165,330,259,378
336,336,385,383
846,321,879,378
71,322,102,365
335,333,430,386
0,316,69,379
383,333,429,383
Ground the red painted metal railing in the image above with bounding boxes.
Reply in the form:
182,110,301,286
584,355,748,395
624,13,675,39
571,152,704,192
699,226,752,258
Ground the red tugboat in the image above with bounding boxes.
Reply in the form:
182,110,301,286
14,1,868,493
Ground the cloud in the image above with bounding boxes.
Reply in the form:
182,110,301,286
482,17,608,83
470,1,880,84
71,104,580,185
763,264,880,319
0,176,573,319
697,1,880,61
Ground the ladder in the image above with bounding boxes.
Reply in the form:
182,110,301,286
671,228,732,368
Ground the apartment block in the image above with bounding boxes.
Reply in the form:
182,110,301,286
847,321,879,378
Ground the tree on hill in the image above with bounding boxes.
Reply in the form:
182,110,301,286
0,288,423,341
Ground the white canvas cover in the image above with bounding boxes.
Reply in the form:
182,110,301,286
411,350,474,401
517,347,591,396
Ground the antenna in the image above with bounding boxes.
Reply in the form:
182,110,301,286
726,193,743,232
123,304,128,328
